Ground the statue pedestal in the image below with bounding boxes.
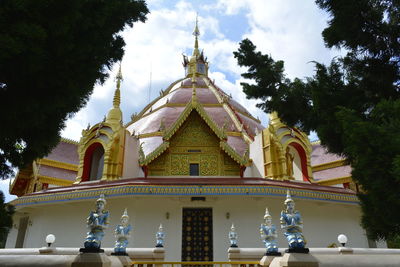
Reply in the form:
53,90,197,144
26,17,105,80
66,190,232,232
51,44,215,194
269,252,318,267
72,252,111,267
109,255,131,267
259,255,281,266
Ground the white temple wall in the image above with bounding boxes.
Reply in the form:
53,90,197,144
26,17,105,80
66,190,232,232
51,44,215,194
247,132,264,178
122,132,143,178
6,196,371,260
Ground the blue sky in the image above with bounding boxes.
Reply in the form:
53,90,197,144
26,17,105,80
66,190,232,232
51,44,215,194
2,0,342,202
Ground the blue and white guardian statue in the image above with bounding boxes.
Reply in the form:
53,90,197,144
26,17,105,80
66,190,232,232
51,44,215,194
155,224,165,247
260,208,281,255
229,223,238,247
280,190,309,253
81,194,110,252
112,208,132,255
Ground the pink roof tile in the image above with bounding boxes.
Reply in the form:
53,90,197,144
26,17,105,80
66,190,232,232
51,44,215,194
39,165,77,181
236,113,263,137
45,141,78,165
313,165,352,180
204,107,237,131
128,107,185,135
227,136,248,156
311,144,345,166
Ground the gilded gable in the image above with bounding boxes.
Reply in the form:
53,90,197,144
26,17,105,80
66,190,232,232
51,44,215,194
148,112,240,176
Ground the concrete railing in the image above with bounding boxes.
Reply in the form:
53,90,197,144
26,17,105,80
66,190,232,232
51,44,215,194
2,247,400,266
230,247,400,267
0,247,164,267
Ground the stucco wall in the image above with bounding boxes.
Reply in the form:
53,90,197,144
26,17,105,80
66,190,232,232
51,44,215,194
6,195,370,261
122,132,144,178
247,132,264,178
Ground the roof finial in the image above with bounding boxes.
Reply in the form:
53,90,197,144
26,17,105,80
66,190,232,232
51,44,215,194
106,63,123,123
192,13,200,57
114,63,123,108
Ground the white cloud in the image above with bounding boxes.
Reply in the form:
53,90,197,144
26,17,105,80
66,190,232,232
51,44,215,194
212,0,340,79
0,179,16,203
203,0,249,15
61,0,332,141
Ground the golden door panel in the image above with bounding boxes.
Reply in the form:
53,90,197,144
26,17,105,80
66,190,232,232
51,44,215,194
182,208,213,262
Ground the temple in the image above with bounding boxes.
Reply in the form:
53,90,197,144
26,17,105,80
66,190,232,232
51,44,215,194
6,20,378,261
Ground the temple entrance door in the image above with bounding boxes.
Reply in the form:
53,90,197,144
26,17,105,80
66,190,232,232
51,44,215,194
181,208,213,262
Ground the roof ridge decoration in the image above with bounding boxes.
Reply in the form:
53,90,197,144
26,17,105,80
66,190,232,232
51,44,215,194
202,77,254,143
60,137,79,145
183,14,209,77
139,141,170,166
164,97,226,141
192,13,200,58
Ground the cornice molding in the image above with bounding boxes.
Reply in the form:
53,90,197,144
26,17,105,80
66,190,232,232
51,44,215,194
315,176,352,186
38,158,78,172
37,175,74,186
138,132,163,139
312,159,347,172
11,183,359,207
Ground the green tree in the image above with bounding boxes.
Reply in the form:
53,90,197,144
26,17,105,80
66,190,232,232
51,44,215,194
234,0,399,241
0,0,149,178
0,191,15,248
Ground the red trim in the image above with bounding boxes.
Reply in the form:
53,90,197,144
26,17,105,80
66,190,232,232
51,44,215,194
240,166,246,178
289,142,310,182
142,166,148,178
82,142,103,182
343,182,350,189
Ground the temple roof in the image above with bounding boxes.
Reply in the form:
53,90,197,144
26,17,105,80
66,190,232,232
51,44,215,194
311,143,351,181
126,76,264,161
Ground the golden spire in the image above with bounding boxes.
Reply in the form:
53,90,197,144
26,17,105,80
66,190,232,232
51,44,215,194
106,62,123,124
113,63,123,108
192,13,200,58
269,111,281,125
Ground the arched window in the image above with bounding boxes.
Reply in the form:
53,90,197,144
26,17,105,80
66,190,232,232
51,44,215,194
287,142,310,182
82,143,105,181
89,145,104,180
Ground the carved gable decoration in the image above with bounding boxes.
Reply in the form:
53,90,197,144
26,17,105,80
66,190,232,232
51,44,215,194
147,111,240,176
170,112,220,148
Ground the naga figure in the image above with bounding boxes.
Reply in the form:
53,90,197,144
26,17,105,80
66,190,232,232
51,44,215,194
113,209,132,255
260,208,280,255
83,194,109,251
280,190,308,252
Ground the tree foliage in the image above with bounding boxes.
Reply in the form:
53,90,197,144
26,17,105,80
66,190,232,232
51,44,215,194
0,0,149,178
0,191,14,248
234,0,400,240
